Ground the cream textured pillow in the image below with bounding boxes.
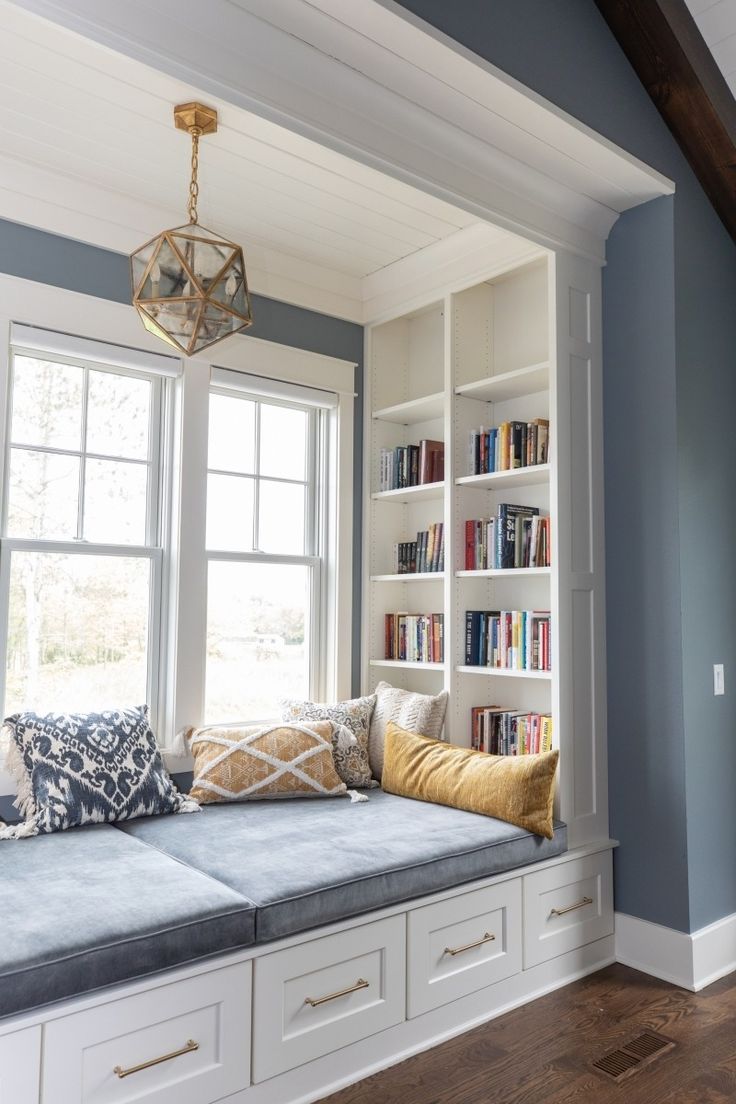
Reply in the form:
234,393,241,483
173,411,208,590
368,682,448,780
187,722,348,804
280,694,377,788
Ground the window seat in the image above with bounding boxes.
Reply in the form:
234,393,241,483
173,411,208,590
0,792,566,1020
119,791,567,942
0,824,256,1020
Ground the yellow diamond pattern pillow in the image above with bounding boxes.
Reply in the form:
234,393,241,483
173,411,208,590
188,722,347,804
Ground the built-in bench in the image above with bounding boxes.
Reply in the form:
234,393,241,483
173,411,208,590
1,791,566,1018
0,794,613,1104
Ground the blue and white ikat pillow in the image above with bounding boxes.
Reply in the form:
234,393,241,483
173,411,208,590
0,705,198,839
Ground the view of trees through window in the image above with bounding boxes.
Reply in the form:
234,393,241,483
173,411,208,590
1,352,328,728
204,391,317,722
3,355,158,715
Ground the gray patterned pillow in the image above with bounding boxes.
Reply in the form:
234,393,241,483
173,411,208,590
369,682,448,780
280,694,377,788
0,705,198,840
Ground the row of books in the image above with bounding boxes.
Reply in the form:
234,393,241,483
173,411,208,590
464,610,552,671
465,505,550,570
469,419,549,474
471,707,553,756
379,439,444,491
385,612,444,663
393,522,445,574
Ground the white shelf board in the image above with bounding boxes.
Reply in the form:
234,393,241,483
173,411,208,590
455,567,551,578
455,665,552,680
370,659,445,670
455,465,550,491
455,362,550,402
370,573,445,582
372,392,445,424
372,481,445,503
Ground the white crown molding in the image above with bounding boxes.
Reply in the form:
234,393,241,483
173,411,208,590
615,910,736,992
362,223,545,324
7,0,674,270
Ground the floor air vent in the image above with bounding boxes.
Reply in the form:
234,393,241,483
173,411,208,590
592,1032,675,1082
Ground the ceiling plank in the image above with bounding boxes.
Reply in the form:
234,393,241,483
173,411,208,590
595,0,736,243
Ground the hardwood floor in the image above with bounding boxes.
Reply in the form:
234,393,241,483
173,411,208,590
323,965,736,1104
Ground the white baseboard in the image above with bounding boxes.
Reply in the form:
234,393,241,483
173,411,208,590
692,912,736,990
615,910,736,992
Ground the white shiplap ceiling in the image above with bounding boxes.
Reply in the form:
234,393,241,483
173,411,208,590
686,0,736,94
0,1,484,320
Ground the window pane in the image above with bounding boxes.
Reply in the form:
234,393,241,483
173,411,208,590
5,551,151,714
11,356,83,450
7,448,79,539
205,561,310,722
206,474,254,551
86,371,151,460
209,393,255,473
84,460,148,544
259,404,307,481
258,480,305,554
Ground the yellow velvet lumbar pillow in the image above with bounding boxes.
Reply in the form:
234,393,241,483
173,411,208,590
381,723,559,838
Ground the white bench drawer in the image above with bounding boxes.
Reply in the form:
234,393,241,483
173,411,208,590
0,1025,41,1104
253,914,405,1082
523,850,613,968
407,880,522,1017
43,962,251,1104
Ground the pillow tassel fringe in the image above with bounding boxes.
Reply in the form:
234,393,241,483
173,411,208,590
170,726,193,758
178,795,202,814
0,817,39,840
347,789,370,803
333,723,358,749
5,730,37,821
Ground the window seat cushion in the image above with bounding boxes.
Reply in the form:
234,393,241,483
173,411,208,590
118,790,567,943
0,822,256,1019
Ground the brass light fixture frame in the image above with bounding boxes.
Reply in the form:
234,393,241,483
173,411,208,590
130,101,253,356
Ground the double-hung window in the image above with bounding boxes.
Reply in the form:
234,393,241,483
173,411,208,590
0,327,173,719
204,369,331,724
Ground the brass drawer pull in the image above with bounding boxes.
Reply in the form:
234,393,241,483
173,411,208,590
305,977,369,1007
444,931,495,956
113,1039,199,1079
550,895,593,918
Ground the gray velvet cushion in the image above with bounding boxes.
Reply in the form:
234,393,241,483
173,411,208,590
119,790,567,942
0,822,256,1018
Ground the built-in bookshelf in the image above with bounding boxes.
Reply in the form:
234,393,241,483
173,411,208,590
362,247,608,848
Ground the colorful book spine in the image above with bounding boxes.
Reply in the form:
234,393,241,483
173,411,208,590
385,613,444,662
471,707,553,755
468,419,550,475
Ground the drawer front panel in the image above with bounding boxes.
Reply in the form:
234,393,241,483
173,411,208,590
408,880,522,1017
0,1025,41,1104
523,851,613,968
253,915,405,1082
43,962,251,1104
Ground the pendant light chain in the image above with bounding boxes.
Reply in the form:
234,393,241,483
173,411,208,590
188,127,201,225
131,102,253,355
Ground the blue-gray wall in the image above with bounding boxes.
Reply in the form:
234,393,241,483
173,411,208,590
0,217,365,701
398,0,736,933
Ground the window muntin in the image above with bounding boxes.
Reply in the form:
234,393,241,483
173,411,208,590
204,388,323,724
1,350,165,718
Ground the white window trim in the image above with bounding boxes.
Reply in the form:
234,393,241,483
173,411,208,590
169,342,355,759
0,275,356,787
0,337,173,733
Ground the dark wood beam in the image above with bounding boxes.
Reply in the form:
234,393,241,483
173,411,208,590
595,0,736,243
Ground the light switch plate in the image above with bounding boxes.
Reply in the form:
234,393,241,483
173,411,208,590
714,664,725,696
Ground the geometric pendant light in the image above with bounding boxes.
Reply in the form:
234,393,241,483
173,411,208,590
130,103,253,356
